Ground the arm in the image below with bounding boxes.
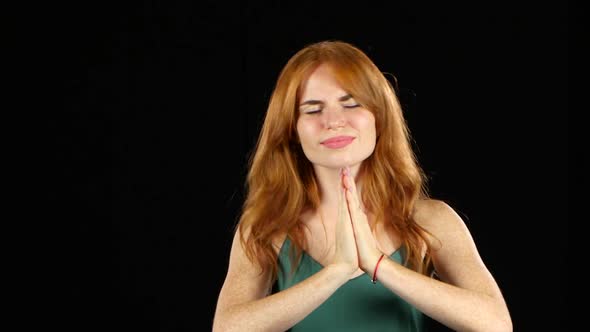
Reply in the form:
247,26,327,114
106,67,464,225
342,170,511,331
376,200,513,332
212,228,352,332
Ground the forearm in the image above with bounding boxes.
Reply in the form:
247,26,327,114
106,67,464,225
377,258,512,332
213,264,351,332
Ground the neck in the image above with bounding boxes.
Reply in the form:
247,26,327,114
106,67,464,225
313,164,362,219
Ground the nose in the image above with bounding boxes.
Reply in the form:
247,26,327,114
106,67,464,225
323,107,346,129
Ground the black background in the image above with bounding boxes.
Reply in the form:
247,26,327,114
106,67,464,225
56,1,572,331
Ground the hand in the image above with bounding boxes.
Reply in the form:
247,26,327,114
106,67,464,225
341,167,383,273
332,168,359,277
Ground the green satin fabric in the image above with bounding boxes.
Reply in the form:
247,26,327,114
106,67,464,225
275,238,424,331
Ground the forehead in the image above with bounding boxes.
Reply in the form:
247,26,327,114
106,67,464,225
299,64,348,99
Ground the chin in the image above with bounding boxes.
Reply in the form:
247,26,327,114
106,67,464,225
303,148,373,169
314,156,364,169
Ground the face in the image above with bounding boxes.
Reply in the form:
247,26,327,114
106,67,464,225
296,64,376,169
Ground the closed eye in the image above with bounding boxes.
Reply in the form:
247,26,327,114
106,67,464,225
302,107,323,114
304,104,359,114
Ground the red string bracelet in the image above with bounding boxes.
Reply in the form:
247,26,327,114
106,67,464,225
371,253,385,284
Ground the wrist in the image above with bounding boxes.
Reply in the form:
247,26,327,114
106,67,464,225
361,250,385,273
370,253,386,284
325,263,357,284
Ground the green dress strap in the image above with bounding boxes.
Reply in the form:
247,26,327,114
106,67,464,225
275,237,424,331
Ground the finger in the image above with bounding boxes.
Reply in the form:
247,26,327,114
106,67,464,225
338,170,349,225
338,170,344,218
345,185,363,226
342,169,362,212
343,171,372,236
341,180,351,222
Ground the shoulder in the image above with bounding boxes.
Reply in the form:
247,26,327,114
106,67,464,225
412,199,470,244
233,225,288,254
413,198,458,225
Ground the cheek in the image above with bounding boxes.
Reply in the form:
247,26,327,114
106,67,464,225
350,112,376,136
296,119,317,143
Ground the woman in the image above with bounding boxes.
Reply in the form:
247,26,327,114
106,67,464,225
212,40,512,331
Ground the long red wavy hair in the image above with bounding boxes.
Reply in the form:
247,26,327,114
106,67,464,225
238,40,434,284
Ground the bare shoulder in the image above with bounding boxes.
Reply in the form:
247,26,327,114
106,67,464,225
412,199,471,243
413,199,461,226
233,221,289,260
233,225,287,256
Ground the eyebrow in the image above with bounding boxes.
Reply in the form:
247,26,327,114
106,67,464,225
299,94,353,107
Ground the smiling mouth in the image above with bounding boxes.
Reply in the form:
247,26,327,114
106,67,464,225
321,136,355,149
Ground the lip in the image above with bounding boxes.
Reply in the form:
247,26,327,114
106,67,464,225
320,136,355,149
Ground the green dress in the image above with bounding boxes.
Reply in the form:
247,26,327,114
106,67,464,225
275,238,424,331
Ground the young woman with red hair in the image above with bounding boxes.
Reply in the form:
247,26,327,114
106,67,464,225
213,40,512,332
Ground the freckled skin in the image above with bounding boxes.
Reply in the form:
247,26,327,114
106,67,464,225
213,42,513,332
297,64,376,170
